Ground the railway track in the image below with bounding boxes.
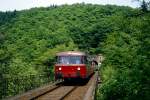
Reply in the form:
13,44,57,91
33,73,97,100
33,85,77,100
7,72,98,100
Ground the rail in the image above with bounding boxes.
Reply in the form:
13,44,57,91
34,86,77,100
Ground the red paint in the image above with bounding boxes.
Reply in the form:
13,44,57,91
55,64,87,79
54,51,95,80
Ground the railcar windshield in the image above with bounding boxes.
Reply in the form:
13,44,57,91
57,56,85,64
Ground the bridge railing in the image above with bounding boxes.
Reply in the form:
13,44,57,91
0,73,54,99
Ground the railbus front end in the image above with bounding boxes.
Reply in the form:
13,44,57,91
54,51,95,81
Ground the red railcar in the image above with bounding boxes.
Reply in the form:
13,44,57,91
54,51,95,80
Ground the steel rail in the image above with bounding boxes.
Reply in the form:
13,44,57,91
5,81,63,100
60,86,77,100
31,85,61,100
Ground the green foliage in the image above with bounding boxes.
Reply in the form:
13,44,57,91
97,12,150,100
0,3,149,100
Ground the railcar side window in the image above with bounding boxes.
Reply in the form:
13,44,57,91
81,56,85,64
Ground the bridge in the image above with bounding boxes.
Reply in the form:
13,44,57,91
5,72,99,100
1,55,102,100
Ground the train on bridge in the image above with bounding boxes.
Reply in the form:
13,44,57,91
54,51,98,81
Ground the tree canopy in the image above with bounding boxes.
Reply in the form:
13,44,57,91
0,4,149,99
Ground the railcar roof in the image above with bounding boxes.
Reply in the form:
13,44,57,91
56,51,86,56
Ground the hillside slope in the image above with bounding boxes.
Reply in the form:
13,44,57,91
0,4,149,99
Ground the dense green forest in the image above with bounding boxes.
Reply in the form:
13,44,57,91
0,3,149,99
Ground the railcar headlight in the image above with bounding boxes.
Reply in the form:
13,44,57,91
59,67,62,70
77,67,80,70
